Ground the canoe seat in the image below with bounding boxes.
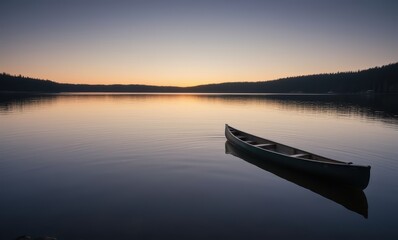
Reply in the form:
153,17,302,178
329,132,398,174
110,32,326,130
245,140,256,144
291,153,309,158
254,143,275,148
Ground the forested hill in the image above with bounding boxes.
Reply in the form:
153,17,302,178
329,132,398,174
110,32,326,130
187,63,398,93
0,74,182,93
1,63,397,93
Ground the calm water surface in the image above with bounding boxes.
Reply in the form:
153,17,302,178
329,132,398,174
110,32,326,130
0,93,397,239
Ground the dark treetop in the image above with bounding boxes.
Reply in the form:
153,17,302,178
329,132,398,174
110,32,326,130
1,63,397,93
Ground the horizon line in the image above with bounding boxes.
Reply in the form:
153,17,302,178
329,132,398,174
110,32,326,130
2,62,397,88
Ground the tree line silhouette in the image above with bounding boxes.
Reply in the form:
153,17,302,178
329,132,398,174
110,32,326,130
1,63,397,93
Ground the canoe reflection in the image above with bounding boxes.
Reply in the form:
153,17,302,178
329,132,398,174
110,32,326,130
225,141,368,218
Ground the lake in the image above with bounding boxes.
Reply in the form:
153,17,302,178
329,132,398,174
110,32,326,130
0,93,397,240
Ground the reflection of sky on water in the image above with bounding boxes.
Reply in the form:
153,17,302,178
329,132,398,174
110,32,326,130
1,93,397,125
0,93,397,239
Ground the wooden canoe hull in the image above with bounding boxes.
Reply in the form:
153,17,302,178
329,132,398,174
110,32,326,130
225,124,371,190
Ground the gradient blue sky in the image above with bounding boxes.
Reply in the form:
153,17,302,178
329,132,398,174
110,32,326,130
0,0,397,86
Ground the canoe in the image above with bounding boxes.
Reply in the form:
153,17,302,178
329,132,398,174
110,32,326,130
225,124,371,190
225,141,368,218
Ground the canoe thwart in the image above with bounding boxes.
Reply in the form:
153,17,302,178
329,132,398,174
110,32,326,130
254,143,275,148
291,153,310,158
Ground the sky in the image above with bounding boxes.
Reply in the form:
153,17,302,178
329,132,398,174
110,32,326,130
0,0,397,86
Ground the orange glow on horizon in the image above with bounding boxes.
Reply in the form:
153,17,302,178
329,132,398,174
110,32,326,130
3,61,392,87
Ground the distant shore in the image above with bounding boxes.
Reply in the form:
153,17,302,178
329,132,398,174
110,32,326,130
1,62,398,94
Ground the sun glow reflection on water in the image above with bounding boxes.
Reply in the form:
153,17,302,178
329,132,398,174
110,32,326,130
0,93,397,239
